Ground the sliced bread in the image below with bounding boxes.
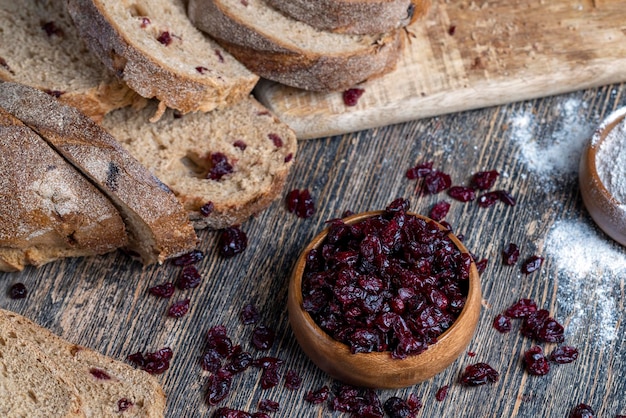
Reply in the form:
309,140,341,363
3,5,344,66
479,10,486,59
0,107,127,272
187,0,404,91
65,0,259,118
265,0,431,35
0,0,143,121
102,96,297,229
0,82,197,265
1,309,166,418
0,312,85,418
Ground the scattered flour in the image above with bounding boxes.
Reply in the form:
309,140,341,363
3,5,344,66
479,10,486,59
546,219,625,347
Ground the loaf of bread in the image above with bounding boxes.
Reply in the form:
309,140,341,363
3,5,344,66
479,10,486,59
187,0,404,91
0,82,197,265
65,0,259,119
0,308,166,417
0,0,143,122
265,0,430,35
0,312,84,418
0,107,128,272
102,96,297,229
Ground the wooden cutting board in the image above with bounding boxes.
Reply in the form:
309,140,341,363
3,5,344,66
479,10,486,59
254,0,626,139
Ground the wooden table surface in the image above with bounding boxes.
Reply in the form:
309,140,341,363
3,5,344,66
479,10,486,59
2,82,626,417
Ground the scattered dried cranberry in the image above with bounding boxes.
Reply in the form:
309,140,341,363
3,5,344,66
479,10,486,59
477,191,499,208
177,265,202,289
497,190,516,206
201,349,222,373
305,386,330,404
524,346,550,375
213,408,251,418
570,403,595,418
89,368,111,380
9,283,27,299
207,369,233,405
168,299,190,318
383,396,419,418
521,309,564,343
435,385,449,401
128,347,173,375
504,298,538,318
448,25,456,35
118,398,133,412
460,362,499,386
471,170,499,190
172,249,204,266
225,350,253,374
207,152,234,180
343,88,365,106
148,281,175,298
429,201,450,221
493,313,512,333
218,227,247,257
447,186,476,202
200,202,214,217
258,399,279,413
240,303,260,325
251,325,275,350
502,243,520,265
284,370,302,390
253,357,283,389
474,258,488,275
405,161,433,179
230,140,246,151
549,345,579,364
521,255,544,274
286,189,315,218
268,133,283,147
423,170,452,194
284,153,293,163
157,31,173,45
207,326,234,357
330,385,383,416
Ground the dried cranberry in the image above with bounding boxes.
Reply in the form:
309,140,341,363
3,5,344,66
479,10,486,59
286,189,315,218
305,386,330,404
521,255,543,274
118,398,133,412
493,313,511,333
213,408,251,418
423,171,451,194
253,357,283,389
225,350,253,374
9,283,27,299
240,303,260,325
570,403,595,418
251,325,275,350
383,397,413,418
201,349,222,373
233,140,247,150
207,369,232,405
549,345,579,364
448,25,456,35
524,346,550,375
128,347,172,375
429,201,450,221
207,326,234,357
477,191,500,208
140,17,151,27
284,153,293,163
435,385,449,401
172,249,204,266
268,133,283,148
200,202,214,217
447,186,476,202
459,362,499,385
157,31,173,45
196,66,209,74
502,243,520,265
343,88,365,106
89,368,111,380
472,170,499,190
258,399,279,413
148,282,174,298
41,21,64,37
177,265,202,289
521,310,565,343
207,152,234,180
218,227,247,257
405,161,433,179
168,299,190,318
474,258,488,275
504,298,538,318
497,190,516,206
284,370,302,390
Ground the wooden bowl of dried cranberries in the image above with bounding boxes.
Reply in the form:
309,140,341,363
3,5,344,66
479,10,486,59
288,198,482,389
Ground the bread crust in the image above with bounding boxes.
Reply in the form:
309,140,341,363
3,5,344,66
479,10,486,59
66,0,258,115
0,107,127,272
265,0,431,34
188,0,405,91
0,82,197,265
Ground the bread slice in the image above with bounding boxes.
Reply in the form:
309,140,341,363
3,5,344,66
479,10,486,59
265,0,431,35
0,311,85,418
1,309,166,418
0,82,197,265
187,0,404,91
0,107,127,272
0,0,143,122
102,96,297,229
65,0,259,119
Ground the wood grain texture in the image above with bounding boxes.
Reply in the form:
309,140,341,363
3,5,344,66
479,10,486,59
255,0,626,139
1,83,626,417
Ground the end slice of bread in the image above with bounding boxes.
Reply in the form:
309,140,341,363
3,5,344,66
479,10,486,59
0,0,143,121
0,107,127,272
102,96,297,229
0,312,85,418
66,0,259,117
1,309,166,418
187,0,404,91
0,82,197,265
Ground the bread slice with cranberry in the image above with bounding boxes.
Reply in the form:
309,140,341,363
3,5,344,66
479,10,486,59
0,311,85,418
0,0,143,122
0,82,197,265
1,309,166,418
65,0,258,119
265,0,430,35
0,107,127,272
187,0,404,91
102,96,297,229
